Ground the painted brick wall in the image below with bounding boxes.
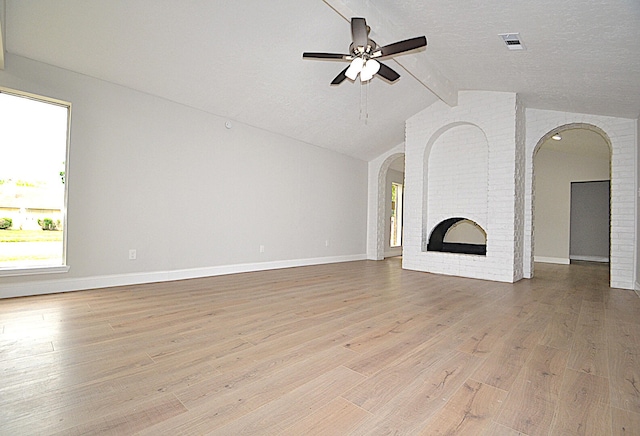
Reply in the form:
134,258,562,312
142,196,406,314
427,124,488,236
370,92,636,289
403,91,522,282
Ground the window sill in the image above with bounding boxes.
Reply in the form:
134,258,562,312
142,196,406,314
0,265,70,277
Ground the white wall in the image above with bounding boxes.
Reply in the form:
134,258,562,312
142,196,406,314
534,147,609,263
0,55,368,298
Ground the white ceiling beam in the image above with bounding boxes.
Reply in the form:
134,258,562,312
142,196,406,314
322,0,457,106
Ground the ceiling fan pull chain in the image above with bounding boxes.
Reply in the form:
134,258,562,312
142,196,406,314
360,80,369,124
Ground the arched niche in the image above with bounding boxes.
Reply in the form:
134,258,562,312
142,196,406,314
422,122,489,251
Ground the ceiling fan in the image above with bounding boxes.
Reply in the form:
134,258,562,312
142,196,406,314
303,17,427,85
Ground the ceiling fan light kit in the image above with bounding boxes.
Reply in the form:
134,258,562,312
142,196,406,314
360,59,380,82
303,17,427,85
346,57,365,80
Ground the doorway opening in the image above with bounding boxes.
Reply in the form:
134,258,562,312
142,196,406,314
379,153,405,259
570,180,610,263
390,182,403,248
533,126,611,271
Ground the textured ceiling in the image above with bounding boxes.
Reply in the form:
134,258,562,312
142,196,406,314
2,0,639,161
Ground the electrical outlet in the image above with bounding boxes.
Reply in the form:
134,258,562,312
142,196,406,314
325,240,330,247
259,245,265,253
129,249,137,260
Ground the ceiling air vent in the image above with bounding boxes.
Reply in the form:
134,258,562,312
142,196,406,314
499,33,525,50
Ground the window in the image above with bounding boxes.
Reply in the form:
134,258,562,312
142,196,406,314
0,88,70,274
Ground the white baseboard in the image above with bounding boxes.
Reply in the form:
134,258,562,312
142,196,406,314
0,254,367,299
569,255,609,263
534,256,570,265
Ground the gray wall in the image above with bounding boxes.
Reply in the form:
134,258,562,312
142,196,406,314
570,181,610,261
0,54,368,297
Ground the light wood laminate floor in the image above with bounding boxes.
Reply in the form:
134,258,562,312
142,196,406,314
1,259,639,435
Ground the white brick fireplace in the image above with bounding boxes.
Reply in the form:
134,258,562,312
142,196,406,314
394,90,636,288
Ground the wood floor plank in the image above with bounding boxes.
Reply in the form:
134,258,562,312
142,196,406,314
205,366,366,435
344,321,445,377
348,350,483,435
494,344,569,435
342,333,463,413
471,326,544,391
568,300,609,377
419,379,507,435
0,259,632,435
174,344,355,410
607,318,640,414
455,314,518,357
605,289,640,326
280,397,370,436
539,309,579,350
50,394,187,436
551,368,611,435
1,352,218,434
341,305,433,354
611,406,640,435
482,421,529,435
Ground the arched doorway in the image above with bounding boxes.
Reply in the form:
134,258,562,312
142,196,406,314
532,125,611,274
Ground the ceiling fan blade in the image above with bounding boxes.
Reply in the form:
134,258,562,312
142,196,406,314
351,17,369,52
331,66,350,85
376,36,427,58
376,62,400,82
303,52,351,60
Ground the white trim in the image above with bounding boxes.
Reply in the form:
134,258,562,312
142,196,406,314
0,265,70,277
385,247,402,258
534,256,570,265
0,254,366,299
569,255,610,263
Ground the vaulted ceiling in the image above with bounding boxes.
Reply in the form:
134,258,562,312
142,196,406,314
1,0,639,160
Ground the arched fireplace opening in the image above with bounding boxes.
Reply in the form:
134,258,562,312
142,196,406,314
427,218,487,255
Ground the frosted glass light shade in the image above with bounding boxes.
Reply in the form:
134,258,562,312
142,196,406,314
360,59,380,82
345,57,364,80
